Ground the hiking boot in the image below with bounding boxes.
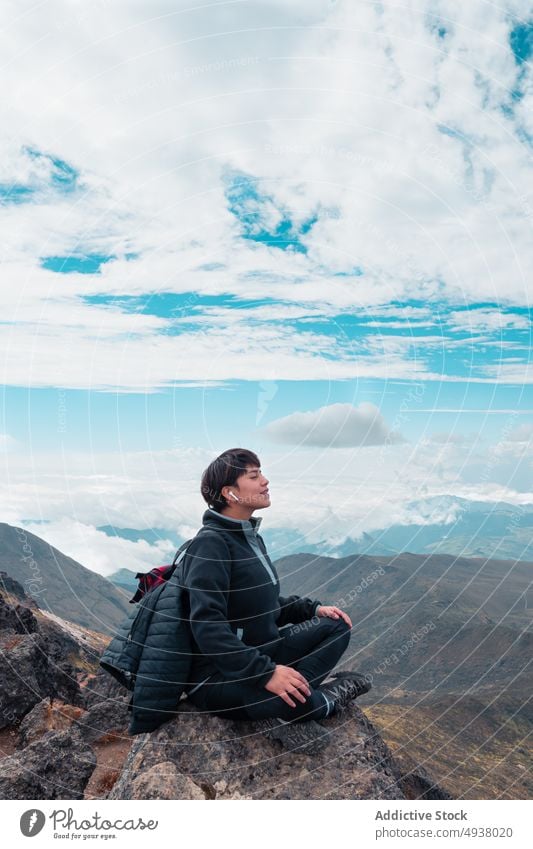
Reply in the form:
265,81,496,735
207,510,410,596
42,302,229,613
256,716,330,754
320,671,372,715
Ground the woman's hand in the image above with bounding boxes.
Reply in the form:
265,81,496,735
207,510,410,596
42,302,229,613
316,605,352,628
264,665,311,708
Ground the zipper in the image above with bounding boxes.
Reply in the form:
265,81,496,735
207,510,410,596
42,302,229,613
243,531,277,585
188,675,212,695
203,512,277,586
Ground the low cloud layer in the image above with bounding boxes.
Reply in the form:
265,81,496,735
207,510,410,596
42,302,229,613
1,437,531,575
20,518,177,579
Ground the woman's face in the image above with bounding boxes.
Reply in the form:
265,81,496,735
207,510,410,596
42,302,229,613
233,465,271,509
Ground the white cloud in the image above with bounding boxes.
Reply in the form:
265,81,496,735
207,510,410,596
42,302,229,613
20,517,177,578
0,311,443,389
480,363,533,384
448,309,530,334
262,402,403,447
1,436,532,572
0,0,533,390
1,0,531,566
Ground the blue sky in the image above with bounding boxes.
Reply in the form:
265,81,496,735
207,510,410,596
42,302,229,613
0,0,532,574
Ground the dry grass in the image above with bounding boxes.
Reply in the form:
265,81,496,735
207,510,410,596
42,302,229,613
367,702,532,800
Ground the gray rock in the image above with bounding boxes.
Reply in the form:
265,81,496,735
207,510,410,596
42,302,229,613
0,571,40,609
0,728,96,799
0,629,84,730
17,698,85,749
0,592,38,633
125,762,206,800
84,668,130,709
38,637,85,708
107,700,444,800
0,633,52,728
0,586,91,730
76,698,131,743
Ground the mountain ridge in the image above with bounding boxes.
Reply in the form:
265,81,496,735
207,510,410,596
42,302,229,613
0,523,130,633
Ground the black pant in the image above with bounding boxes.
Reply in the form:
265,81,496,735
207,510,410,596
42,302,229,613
188,616,351,722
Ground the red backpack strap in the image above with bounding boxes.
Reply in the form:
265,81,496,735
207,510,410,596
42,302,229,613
128,529,221,603
129,563,179,604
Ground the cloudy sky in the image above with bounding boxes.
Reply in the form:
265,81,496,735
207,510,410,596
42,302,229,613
1,0,532,574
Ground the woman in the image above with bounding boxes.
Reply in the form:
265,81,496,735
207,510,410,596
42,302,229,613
182,447,371,751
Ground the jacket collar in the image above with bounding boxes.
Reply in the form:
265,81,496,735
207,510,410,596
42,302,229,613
203,508,263,536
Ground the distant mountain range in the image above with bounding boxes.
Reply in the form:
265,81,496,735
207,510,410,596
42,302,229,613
286,495,533,561
109,567,140,597
341,496,533,562
274,549,531,694
0,523,130,633
101,496,533,590
273,545,532,799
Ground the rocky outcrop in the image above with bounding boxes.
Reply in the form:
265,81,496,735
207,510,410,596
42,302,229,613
0,587,39,631
83,667,131,709
1,689,451,801
0,571,40,608
0,574,134,800
0,631,80,728
75,698,131,743
117,762,207,800
0,728,96,799
16,699,85,749
107,699,449,800
0,581,86,728
0,573,449,801
0,574,120,730
13,693,131,750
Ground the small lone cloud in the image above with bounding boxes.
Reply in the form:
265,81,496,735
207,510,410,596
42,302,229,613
261,402,403,447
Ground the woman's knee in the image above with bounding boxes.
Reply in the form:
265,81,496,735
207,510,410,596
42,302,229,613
322,615,351,635
322,616,351,651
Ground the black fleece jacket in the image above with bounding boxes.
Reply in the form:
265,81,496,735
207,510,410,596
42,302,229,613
182,508,322,692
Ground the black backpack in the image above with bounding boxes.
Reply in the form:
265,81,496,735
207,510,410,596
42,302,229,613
99,530,215,734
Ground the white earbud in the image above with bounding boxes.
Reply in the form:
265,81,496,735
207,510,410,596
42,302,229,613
229,492,239,501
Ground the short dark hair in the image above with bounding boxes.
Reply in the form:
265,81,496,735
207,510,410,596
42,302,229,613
201,448,261,511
